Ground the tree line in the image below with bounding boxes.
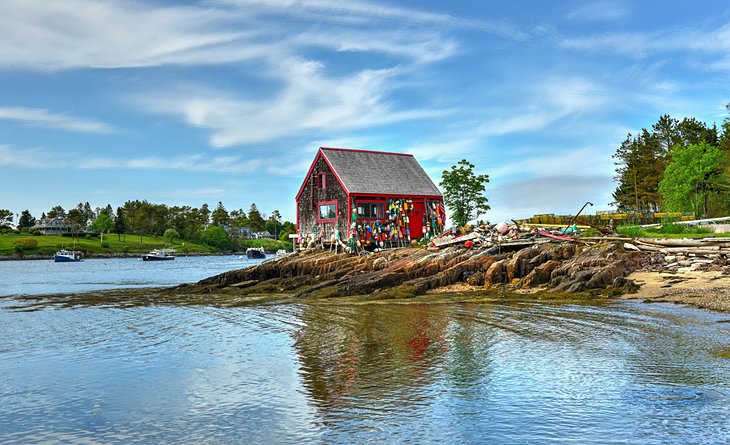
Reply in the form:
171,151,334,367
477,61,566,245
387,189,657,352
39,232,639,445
613,106,730,218
0,201,295,247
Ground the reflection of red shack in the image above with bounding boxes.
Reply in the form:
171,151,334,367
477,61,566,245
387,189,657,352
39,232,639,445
295,147,445,247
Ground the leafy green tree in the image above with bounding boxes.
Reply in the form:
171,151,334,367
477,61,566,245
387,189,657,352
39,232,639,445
440,159,490,227
18,210,36,230
659,142,728,217
0,209,13,228
163,228,180,245
47,205,65,219
198,225,231,250
90,213,114,243
211,201,230,227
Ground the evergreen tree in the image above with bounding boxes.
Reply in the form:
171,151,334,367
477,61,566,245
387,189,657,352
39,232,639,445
47,205,65,219
18,210,36,230
247,203,265,232
211,201,230,227
0,209,13,228
114,207,128,241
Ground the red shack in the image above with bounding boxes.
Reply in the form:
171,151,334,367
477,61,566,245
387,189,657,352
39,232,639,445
295,147,446,249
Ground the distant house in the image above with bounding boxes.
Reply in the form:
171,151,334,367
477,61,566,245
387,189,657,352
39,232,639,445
295,147,445,245
225,226,252,238
30,217,72,235
253,230,274,239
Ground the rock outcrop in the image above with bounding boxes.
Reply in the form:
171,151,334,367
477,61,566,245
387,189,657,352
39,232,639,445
183,240,653,299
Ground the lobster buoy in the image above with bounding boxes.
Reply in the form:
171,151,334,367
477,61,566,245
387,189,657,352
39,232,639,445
464,240,474,249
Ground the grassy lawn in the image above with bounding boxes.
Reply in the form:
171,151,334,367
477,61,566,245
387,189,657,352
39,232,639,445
616,223,730,239
0,233,214,257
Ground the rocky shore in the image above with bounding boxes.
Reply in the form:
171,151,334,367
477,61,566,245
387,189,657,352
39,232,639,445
181,240,645,297
169,238,730,312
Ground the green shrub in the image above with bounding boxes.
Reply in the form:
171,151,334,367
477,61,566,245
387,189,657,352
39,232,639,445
101,241,110,249
31,230,42,236
13,238,38,250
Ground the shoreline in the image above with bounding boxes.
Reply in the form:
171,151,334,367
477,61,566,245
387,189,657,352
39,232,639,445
622,270,730,312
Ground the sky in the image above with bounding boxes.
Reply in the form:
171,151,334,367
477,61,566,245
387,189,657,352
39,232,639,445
2,0,730,225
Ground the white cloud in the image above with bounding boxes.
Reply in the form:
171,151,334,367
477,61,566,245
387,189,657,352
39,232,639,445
559,22,730,63
478,76,608,136
0,0,262,70
213,0,529,40
139,60,447,147
80,154,265,173
0,145,63,168
565,2,629,22
0,107,114,133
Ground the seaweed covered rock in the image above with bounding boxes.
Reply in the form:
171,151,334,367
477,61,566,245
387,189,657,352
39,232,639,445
181,240,650,299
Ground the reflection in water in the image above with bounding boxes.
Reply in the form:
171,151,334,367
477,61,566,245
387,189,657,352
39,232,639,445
0,299,729,444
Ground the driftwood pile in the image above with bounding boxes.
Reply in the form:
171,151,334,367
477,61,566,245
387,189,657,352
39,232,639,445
625,237,730,272
186,239,652,299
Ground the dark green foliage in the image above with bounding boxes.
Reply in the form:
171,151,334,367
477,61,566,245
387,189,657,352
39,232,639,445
0,209,12,228
18,210,36,229
47,205,65,219
247,203,265,232
613,114,722,214
197,225,232,250
440,159,490,227
659,142,727,217
211,201,230,227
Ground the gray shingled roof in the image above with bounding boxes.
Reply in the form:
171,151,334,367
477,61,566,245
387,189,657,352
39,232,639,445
321,148,442,196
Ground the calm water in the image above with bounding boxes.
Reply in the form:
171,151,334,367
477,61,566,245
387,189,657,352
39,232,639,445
0,255,266,297
1,260,730,444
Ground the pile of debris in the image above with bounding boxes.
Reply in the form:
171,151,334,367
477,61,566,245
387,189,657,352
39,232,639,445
429,221,581,252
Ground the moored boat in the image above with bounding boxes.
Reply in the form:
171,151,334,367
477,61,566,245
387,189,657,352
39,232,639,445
142,249,176,261
54,249,83,262
246,247,266,259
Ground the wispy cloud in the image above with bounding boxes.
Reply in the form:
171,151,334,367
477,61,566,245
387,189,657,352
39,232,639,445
139,61,448,147
0,0,523,71
478,76,608,136
560,22,730,64
565,2,629,22
0,107,114,133
213,0,529,40
0,145,63,168
80,154,265,173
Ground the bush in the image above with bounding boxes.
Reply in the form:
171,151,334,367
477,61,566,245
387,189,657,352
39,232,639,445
31,230,42,236
13,238,38,250
101,241,110,249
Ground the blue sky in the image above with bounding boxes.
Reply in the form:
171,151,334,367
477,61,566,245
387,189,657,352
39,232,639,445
2,0,730,224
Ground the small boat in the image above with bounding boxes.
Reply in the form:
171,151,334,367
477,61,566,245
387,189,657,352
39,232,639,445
54,249,83,262
142,249,176,261
276,249,287,256
246,247,266,259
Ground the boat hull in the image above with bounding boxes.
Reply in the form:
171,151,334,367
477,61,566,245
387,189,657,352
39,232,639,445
54,255,82,262
142,255,175,261
246,250,266,259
